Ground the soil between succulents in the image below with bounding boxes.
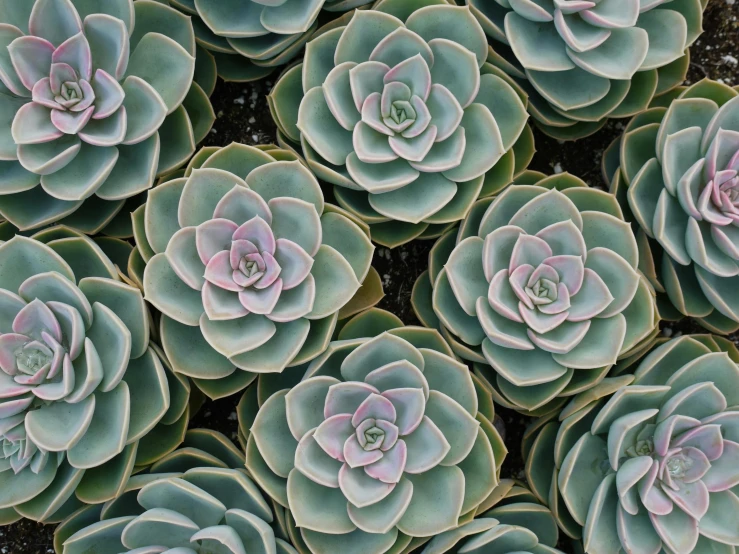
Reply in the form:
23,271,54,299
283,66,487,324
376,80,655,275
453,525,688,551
2,1,738,552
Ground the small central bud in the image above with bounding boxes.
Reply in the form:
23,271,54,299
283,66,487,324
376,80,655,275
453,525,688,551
364,426,384,448
666,454,693,480
15,342,52,374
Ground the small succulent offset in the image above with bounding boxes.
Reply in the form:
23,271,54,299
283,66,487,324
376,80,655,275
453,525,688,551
55,429,297,554
413,173,659,415
421,480,563,554
468,0,706,139
141,143,376,400
269,0,532,247
525,335,739,554
0,233,187,524
245,313,504,554
0,0,213,233
605,80,739,335
169,0,373,81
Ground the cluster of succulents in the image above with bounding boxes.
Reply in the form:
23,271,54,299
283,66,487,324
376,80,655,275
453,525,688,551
0,0,214,234
138,143,378,399
0,0,736,553
244,309,506,554
269,0,534,247
469,0,707,139
0,232,188,525
167,0,373,81
525,334,739,554
604,80,739,335
413,172,659,416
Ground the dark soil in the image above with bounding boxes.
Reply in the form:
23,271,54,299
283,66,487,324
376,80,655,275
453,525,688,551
3,1,738,552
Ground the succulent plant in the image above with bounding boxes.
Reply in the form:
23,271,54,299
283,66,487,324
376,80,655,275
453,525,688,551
603,80,739,335
54,429,297,554
269,0,534,248
0,232,190,525
525,334,739,554
167,0,373,82
468,0,706,140
421,479,563,554
139,143,378,400
412,172,659,416
0,0,214,234
243,308,505,554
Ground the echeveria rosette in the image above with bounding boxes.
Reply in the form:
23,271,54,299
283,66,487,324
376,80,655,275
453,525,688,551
54,429,297,554
605,80,739,335
525,335,739,554
0,0,215,233
141,143,377,400
168,0,373,82
413,172,659,416
468,0,706,140
0,233,190,525
244,313,505,554
269,0,532,248
421,479,563,554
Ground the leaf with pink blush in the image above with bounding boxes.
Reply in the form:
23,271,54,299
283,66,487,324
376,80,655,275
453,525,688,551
11,102,64,145
673,424,724,461
638,462,673,515
204,251,242,292
537,283,571,315
677,447,711,483
0,333,29,375
201,281,249,321
52,32,92,82
365,440,407,484
229,239,259,271
32,353,74,401
509,234,553,273
509,263,535,309
662,480,709,520
527,263,559,288
239,278,283,315
702,440,739,492
49,62,77,95
403,416,450,474
0,396,33,419
273,239,313,290
50,105,93,134
213,186,272,225
566,268,613,322
653,415,701,457
90,69,123,119
344,434,384,468
13,299,62,343
339,463,395,508
7,35,54,91
519,303,568,334
543,255,585,295
196,218,238,266
351,393,397,428
324,382,379,419
31,78,62,110
487,269,525,323
381,388,425,435
253,252,282,290
375,420,399,451
233,216,276,255
314,413,355,462
232,268,262,289
0,371,33,399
